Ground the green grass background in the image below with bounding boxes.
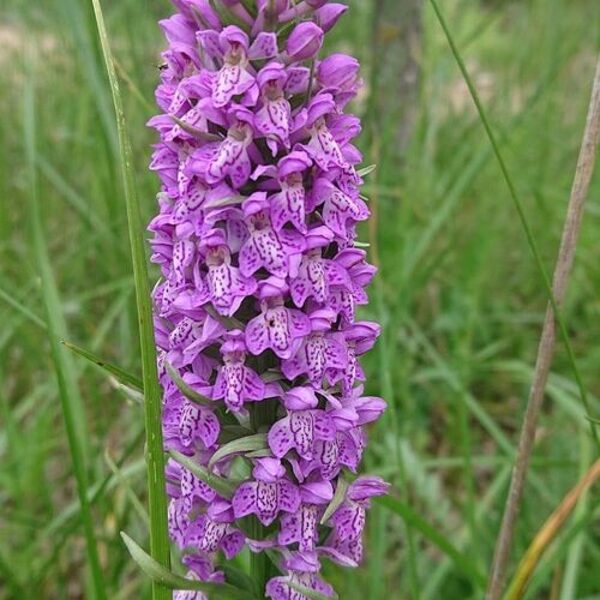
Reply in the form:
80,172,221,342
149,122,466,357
1,0,600,598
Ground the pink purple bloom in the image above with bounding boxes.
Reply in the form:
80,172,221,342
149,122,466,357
149,2,388,597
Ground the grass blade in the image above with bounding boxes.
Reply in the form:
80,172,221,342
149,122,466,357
89,1,171,598
120,533,254,599
24,60,108,600
376,495,487,590
503,458,600,600
62,340,143,391
0,285,46,329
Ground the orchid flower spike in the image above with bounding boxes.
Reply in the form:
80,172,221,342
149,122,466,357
149,1,388,598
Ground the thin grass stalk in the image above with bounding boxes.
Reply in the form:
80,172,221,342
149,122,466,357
502,457,600,600
427,2,600,593
487,57,600,599
24,59,108,600
428,1,598,445
89,1,171,598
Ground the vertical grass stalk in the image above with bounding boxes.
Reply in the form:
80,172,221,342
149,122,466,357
429,2,600,595
90,1,171,598
24,60,107,600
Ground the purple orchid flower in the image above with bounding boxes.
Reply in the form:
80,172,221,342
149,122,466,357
212,330,266,412
149,2,388,596
255,62,293,156
232,458,301,526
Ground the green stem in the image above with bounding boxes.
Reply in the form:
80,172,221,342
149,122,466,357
250,518,269,598
90,1,172,599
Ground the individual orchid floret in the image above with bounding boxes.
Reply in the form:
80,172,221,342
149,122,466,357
315,3,348,32
232,458,301,526
246,292,311,360
185,499,245,558
268,406,336,460
206,107,255,187
197,228,257,315
286,22,324,63
212,329,266,412
239,194,305,278
282,308,348,385
317,53,361,110
209,27,255,107
324,476,389,564
255,62,293,155
266,552,335,600
254,150,313,233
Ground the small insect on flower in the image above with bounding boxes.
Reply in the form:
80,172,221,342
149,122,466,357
148,1,388,597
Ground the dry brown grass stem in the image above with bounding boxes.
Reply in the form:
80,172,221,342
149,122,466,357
487,56,600,600
503,457,600,599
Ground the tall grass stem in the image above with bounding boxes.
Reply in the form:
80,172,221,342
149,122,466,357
428,2,600,593
487,56,600,599
90,1,172,598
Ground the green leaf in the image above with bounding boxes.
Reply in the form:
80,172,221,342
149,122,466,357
169,450,237,499
208,0,251,31
0,285,46,330
376,495,486,588
121,532,253,599
321,476,349,525
203,194,245,209
165,362,213,406
209,433,269,470
261,370,284,383
288,581,339,600
62,340,143,391
245,449,273,459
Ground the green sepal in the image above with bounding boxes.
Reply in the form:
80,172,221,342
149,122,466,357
166,362,213,407
121,532,253,599
208,433,269,470
61,340,143,390
169,450,237,499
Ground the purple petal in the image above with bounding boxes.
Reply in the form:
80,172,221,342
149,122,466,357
232,481,258,519
249,32,278,60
